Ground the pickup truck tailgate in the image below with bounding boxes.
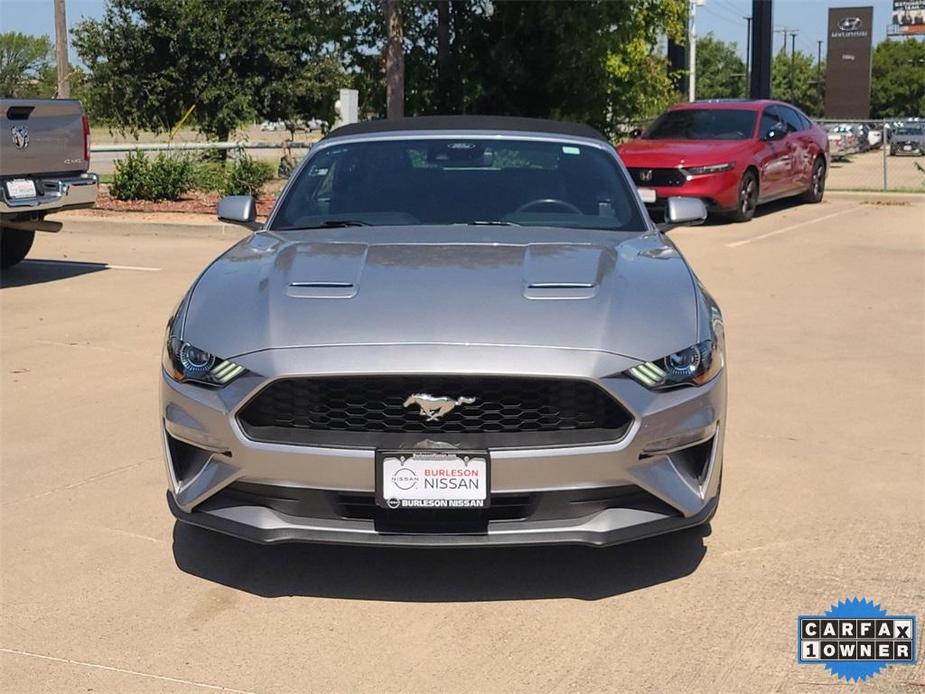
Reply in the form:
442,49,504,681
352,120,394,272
1,99,88,177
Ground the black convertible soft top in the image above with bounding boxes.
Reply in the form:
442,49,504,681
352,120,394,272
324,115,608,142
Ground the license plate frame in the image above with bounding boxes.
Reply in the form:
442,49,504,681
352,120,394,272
5,179,37,199
375,450,491,510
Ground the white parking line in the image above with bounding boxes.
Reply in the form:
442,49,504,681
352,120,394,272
23,259,161,272
726,206,859,248
0,648,258,693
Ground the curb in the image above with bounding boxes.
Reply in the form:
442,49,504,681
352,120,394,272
827,190,924,204
51,212,252,239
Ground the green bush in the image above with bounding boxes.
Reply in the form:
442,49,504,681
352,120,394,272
109,150,148,200
190,162,226,193
222,152,274,197
110,151,193,201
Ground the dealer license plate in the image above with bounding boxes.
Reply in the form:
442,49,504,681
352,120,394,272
376,450,490,509
5,179,36,199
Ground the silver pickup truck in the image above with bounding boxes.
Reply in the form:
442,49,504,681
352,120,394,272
1,98,99,268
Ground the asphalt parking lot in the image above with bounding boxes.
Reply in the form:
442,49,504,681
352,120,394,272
1,194,923,693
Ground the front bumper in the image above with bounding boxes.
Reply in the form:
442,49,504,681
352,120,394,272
161,344,726,548
891,143,923,155
642,170,741,214
0,172,99,217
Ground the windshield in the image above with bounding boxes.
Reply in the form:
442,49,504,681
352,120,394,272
644,109,757,140
271,138,646,232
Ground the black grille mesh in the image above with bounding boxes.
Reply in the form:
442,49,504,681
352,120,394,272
627,167,686,187
238,375,629,436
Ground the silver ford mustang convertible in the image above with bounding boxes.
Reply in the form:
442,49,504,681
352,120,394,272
161,116,726,547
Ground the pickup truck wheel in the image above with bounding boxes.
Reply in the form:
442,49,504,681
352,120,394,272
0,228,35,269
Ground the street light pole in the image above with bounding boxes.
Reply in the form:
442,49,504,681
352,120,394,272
790,32,797,103
816,39,823,108
688,0,698,102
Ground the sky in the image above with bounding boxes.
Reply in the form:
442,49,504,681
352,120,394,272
0,0,901,64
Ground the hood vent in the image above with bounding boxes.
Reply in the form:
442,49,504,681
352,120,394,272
287,280,357,299
522,244,609,300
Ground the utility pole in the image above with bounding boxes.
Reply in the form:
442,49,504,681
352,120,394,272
54,0,70,98
790,32,797,103
744,16,752,97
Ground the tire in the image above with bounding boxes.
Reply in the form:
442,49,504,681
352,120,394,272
726,170,758,223
0,228,35,269
801,158,826,204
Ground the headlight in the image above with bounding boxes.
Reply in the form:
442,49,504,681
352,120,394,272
684,162,735,175
626,339,722,390
162,335,247,386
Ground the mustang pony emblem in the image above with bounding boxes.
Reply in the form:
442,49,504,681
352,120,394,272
403,393,476,421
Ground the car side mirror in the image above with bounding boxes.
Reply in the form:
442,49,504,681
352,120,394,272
763,126,785,142
217,195,259,230
658,196,707,232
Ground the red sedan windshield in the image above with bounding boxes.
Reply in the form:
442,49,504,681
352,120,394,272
645,109,757,141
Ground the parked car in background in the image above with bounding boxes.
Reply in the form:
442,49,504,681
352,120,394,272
0,98,98,268
889,125,925,156
617,99,828,222
259,120,286,132
828,124,860,155
864,123,883,149
826,129,849,160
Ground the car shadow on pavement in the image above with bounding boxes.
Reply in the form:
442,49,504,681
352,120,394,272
0,259,107,288
698,196,809,227
172,521,709,602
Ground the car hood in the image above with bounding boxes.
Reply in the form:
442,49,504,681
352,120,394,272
182,226,698,361
618,139,748,167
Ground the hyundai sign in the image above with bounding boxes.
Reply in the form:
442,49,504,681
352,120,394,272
825,7,874,119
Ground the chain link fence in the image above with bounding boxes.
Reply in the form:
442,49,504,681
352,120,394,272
814,118,925,192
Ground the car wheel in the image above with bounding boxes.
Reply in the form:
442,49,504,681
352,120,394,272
0,228,35,269
801,158,826,204
727,170,758,223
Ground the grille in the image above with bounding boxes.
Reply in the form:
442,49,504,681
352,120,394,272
237,375,632,448
627,167,687,187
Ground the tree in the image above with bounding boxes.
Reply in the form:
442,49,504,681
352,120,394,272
695,34,745,100
0,32,53,98
73,0,346,141
384,0,404,118
345,0,686,135
871,39,925,118
771,48,824,117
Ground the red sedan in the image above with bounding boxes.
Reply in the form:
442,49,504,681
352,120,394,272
617,99,828,222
